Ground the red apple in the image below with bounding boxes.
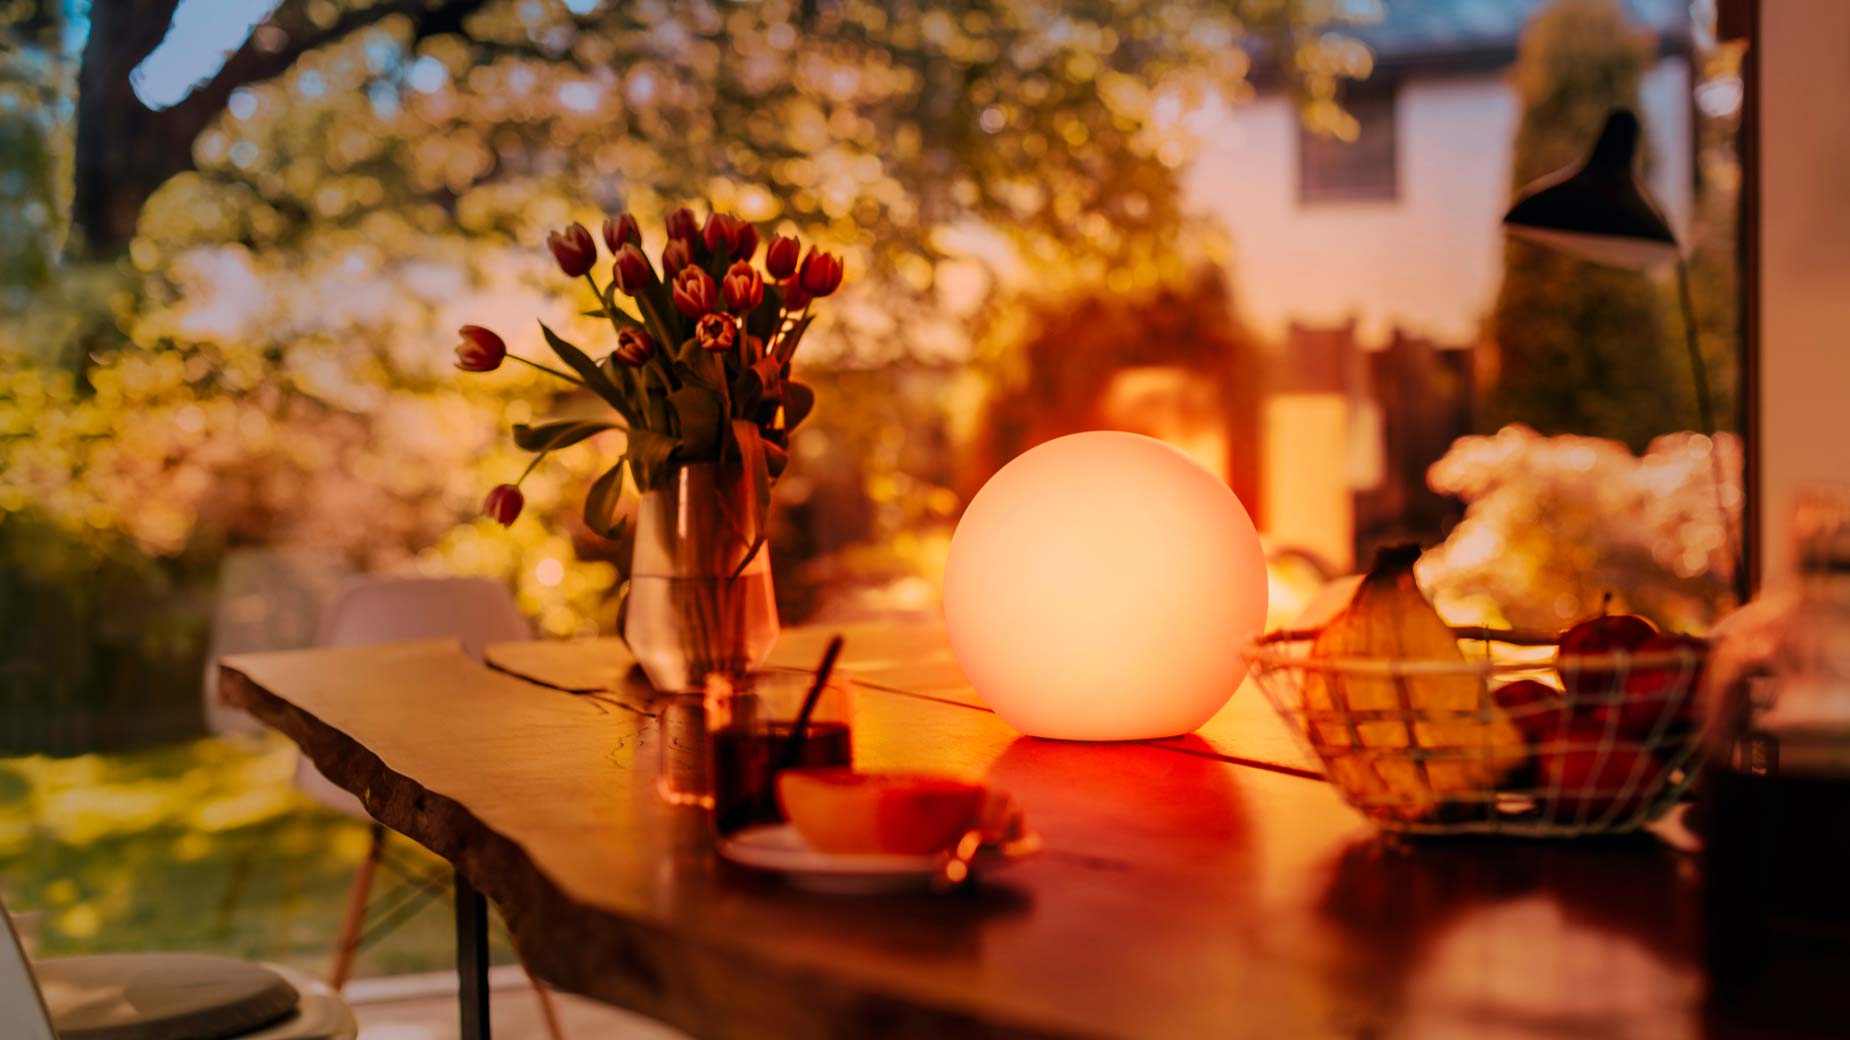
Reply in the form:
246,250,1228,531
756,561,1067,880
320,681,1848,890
1595,633,1708,737
1492,678,1566,743
1537,723,1669,822
1556,611,1658,710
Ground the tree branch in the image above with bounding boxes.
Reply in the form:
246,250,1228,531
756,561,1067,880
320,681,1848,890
172,0,491,128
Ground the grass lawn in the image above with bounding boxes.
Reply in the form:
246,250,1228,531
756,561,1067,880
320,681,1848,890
0,735,516,978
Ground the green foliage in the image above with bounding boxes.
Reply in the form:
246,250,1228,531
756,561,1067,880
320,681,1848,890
0,515,214,755
0,4,68,313
0,737,516,976
1486,0,1686,451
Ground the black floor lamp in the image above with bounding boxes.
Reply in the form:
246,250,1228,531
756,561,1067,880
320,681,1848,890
1501,107,1744,604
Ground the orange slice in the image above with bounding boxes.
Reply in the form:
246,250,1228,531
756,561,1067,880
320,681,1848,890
777,769,988,855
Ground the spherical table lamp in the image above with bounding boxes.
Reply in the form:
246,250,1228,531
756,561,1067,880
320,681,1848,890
943,431,1268,741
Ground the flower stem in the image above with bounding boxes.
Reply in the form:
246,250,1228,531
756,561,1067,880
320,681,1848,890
586,272,634,348
517,450,549,483
509,355,586,386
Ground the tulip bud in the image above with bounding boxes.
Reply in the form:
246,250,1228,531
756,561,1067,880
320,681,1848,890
603,213,641,252
662,238,693,278
611,243,654,296
765,235,801,280
665,206,700,241
797,247,844,297
721,261,763,313
546,222,597,277
702,212,739,256
672,265,718,319
780,283,811,311
733,221,759,262
454,325,506,371
614,327,656,367
696,312,737,353
483,484,524,525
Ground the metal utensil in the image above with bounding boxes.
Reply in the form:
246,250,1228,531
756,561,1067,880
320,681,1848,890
931,828,986,893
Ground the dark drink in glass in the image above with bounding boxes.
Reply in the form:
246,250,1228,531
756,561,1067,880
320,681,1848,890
710,719,853,834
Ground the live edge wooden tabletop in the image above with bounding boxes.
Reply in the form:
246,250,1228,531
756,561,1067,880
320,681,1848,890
219,624,1707,1040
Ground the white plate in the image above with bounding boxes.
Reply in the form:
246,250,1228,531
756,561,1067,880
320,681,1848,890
717,823,1042,893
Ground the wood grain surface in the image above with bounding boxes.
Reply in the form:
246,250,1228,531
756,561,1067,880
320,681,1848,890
224,629,1713,1039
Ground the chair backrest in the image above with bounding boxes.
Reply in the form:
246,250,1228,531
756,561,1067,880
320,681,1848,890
203,548,354,738
316,575,530,661
0,898,58,1040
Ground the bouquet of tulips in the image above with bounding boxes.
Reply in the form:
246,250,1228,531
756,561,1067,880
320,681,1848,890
455,207,842,541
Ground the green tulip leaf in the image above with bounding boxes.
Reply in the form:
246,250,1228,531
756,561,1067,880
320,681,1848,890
668,386,724,461
731,419,772,520
673,341,724,392
624,427,681,494
513,420,620,453
773,314,814,365
538,322,632,418
732,356,783,417
746,293,783,341
583,458,628,539
782,381,815,431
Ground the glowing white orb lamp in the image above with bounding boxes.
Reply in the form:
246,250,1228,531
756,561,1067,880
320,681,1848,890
943,431,1269,741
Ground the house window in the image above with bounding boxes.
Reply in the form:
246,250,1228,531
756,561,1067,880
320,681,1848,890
1298,87,1398,204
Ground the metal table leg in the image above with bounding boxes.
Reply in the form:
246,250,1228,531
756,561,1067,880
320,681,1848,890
454,870,490,1040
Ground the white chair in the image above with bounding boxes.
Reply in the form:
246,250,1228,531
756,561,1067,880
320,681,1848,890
304,576,531,989
2,895,356,1040
202,549,354,740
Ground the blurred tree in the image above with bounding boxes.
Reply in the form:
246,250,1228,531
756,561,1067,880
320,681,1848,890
0,1,67,307
1674,39,1745,432
1419,424,1739,632
1485,0,1686,451
2,0,1374,745
69,0,489,256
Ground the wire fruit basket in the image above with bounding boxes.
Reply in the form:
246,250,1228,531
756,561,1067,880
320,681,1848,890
1246,626,1707,837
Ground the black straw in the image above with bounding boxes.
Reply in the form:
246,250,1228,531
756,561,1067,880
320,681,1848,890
775,634,844,774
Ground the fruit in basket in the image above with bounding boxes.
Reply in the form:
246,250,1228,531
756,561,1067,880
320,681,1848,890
1303,545,1527,821
1556,606,1657,705
777,769,990,855
1491,678,1567,742
1595,632,1708,737
1536,723,1670,821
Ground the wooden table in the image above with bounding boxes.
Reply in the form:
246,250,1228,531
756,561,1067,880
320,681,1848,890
220,623,1722,1039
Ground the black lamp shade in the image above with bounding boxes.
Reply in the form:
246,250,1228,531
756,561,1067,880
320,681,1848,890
1501,109,1680,269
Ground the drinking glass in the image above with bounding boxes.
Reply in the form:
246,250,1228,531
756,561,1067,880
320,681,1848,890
706,669,855,834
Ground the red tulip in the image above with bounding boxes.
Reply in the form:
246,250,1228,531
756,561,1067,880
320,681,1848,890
614,327,656,367
661,238,693,278
696,312,737,352
702,212,733,253
733,221,759,262
665,206,700,241
454,325,506,371
611,243,653,296
546,222,597,277
483,484,524,525
603,213,641,252
765,235,800,280
672,265,718,318
722,260,763,313
780,283,811,311
797,247,843,297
